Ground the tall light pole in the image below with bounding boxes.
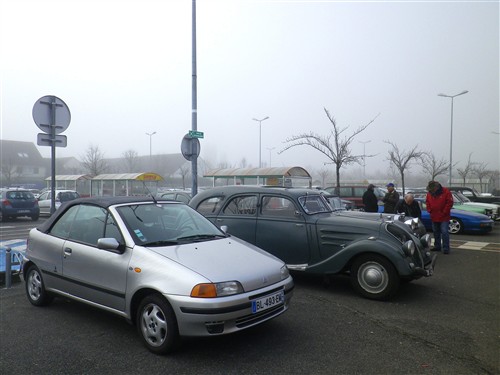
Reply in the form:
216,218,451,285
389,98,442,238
146,131,156,164
438,90,468,186
359,140,371,179
266,147,276,167
252,116,269,168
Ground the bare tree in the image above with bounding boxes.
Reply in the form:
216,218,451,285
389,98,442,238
472,162,490,193
122,149,139,172
81,144,108,177
456,153,475,186
279,108,379,192
0,158,19,187
179,164,190,189
317,168,331,188
421,152,449,180
385,141,424,195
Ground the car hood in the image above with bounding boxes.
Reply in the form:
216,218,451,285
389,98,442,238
145,237,287,291
462,202,498,210
316,211,386,233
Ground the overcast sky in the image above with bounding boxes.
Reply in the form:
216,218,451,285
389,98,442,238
1,0,499,180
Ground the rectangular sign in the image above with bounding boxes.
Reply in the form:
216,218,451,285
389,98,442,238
188,130,204,139
37,133,67,147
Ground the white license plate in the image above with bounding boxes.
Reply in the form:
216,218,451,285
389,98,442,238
17,210,30,213
252,290,284,313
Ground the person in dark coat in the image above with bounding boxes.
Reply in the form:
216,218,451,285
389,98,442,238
382,183,400,213
395,193,421,219
426,180,453,254
362,184,379,212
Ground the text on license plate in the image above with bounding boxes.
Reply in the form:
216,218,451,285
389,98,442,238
18,210,30,213
252,290,284,313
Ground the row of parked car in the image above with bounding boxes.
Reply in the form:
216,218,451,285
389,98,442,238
23,184,439,354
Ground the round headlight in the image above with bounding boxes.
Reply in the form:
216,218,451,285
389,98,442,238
420,234,432,249
403,240,415,257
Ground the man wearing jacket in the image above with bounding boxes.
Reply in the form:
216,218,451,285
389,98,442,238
426,180,454,254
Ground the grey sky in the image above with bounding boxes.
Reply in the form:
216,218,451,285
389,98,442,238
1,0,499,178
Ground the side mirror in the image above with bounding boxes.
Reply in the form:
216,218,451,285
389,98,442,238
97,238,125,253
220,225,228,233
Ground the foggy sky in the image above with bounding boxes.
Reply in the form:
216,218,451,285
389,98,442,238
1,0,499,180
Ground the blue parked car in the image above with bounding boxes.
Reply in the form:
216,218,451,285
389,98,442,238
0,189,40,221
417,199,494,234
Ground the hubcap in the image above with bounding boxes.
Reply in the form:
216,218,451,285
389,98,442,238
358,261,388,294
140,303,167,347
28,270,42,301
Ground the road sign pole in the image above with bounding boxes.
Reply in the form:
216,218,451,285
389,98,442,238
49,97,57,214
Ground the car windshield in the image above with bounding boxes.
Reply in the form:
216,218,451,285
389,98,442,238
116,203,225,246
454,192,471,203
298,194,332,214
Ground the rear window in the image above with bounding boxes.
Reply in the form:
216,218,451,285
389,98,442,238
6,191,35,200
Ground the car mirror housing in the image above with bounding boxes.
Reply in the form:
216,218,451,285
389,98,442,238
97,238,124,253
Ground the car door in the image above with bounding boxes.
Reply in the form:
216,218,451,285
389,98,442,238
255,194,310,265
61,204,131,312
38,191,51,215
212,194,258,244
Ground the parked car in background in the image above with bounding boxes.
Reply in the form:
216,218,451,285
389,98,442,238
0,188,39,221
324,185,385,210
414,198,494,234
449,186,500,204
37,190,80,216
158,190,191,204
190,186,435,301
410,190,499,221
23,196,293,354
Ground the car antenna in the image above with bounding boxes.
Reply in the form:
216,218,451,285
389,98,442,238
142,181,158,205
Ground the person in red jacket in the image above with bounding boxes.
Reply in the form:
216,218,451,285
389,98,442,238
426,180,454,254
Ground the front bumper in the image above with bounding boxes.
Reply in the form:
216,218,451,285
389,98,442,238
413,253,437,277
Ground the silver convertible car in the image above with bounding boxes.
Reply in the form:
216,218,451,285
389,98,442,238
23,196,294,354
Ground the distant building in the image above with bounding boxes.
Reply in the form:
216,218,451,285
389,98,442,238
0,140,48,188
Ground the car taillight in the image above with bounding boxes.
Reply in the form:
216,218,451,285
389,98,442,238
2,199,12,207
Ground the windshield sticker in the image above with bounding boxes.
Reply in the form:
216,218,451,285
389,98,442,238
134,229,146,242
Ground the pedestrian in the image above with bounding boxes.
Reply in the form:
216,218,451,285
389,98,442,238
362,184,379,212
426,180,453,254
395,193,421,219
382,183,400,213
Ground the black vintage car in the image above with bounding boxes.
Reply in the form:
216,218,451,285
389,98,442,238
190,186,436,301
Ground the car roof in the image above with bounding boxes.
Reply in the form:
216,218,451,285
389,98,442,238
193,185,323,198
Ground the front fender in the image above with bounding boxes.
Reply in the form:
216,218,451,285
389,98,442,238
301,238,409,276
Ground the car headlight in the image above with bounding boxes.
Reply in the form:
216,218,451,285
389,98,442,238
420,234,432,248
281,265,290,280
191,281,244,298
402,240,415,257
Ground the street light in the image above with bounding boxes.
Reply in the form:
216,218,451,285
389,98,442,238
252,116,269,168
358,140,371,179
438,90,469,186
266,147,276,167
145,131,157,163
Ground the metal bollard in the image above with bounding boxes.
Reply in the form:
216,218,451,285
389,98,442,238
5,247,12,288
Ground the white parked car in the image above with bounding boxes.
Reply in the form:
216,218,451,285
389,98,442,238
37,190,80,216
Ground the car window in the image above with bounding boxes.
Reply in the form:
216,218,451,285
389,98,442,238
261,196,296,218
196,196,224,215
353,187,364,197
6,191,34,200
223,195,257,215
67,205,107,246
50,205,80,239
298,195,331,214
338,187,352,196
176,194,190,204
39,192,49,200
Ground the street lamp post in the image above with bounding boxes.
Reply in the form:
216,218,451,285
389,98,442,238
252,116,269,168
146,131,156,164
438,90,468,186
359,140,371,179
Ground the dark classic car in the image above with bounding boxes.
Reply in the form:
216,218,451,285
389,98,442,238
449,186,500,205
189,186,435,301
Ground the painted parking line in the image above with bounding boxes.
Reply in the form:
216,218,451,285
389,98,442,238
450,240,500,253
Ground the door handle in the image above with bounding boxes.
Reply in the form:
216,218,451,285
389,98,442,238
64,247,72,255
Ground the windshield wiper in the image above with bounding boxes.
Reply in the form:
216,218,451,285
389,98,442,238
176,234,226,242
142,240,179,247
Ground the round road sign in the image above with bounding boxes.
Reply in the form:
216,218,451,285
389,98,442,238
32,95,71,134
181,134,201,161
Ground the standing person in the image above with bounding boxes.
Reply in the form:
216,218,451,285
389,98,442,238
395,193,422,219
382,183,400,213
426,180,453,254
362,184,379,212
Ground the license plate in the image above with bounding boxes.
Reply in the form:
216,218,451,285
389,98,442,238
251,290,284,313
17,210,30,213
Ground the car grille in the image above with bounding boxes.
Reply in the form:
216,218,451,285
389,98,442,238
235,304,285,328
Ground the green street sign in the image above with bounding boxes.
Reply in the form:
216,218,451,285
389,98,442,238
189,130,204,139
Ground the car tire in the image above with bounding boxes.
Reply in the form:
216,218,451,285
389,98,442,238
137,294,179,355
448,218,463,234
25,265,53,306
350,254,399,301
